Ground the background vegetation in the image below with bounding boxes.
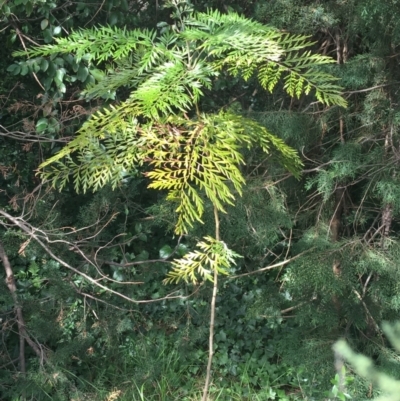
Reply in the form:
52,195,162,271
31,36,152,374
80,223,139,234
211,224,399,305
2,0,400,400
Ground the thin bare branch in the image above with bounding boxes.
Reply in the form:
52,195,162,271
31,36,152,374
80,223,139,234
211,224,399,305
0,207,204,305
230,249,313,279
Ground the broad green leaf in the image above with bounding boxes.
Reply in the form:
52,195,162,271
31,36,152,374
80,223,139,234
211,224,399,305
55,68,65,82
20,64,29,76
177,243,189,257
31,60,40,73
47,61,56,77
134,223,142,233
40,59,49,72
57,82,66,93
216,330,227,342
109,12,118,26
159,245,173,259
77,65,89,82
6,64,21,75
36,118,48,133
43,76,53,90
135,250,149,261
25,1,33,15
43,28,53,43
84,75,95,86
40,19,49,30
138,233,147,242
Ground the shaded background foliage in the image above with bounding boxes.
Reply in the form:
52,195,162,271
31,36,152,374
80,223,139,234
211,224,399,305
2,0,400,400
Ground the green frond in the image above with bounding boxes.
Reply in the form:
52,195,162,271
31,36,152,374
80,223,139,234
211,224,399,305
39,116,144,191
13,26,157,63
82,63,140,99
258,63,284,92
131,59,215,118
223,113,304,178
40,108,302,232
25,5,344,235
39,103,141,171
187,9,274,34
164,236,241,284
145,114,247,233
15,8,346,109
182,11,347,107
144,112,303,234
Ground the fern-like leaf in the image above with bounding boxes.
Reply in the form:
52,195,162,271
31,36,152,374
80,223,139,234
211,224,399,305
164,236,241,284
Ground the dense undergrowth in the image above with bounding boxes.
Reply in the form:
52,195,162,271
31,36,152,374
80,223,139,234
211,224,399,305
3,0,400,400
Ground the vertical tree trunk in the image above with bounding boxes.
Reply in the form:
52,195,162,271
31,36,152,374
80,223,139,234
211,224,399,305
330,30,347,325
0,240,47,370
381,124,394,245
